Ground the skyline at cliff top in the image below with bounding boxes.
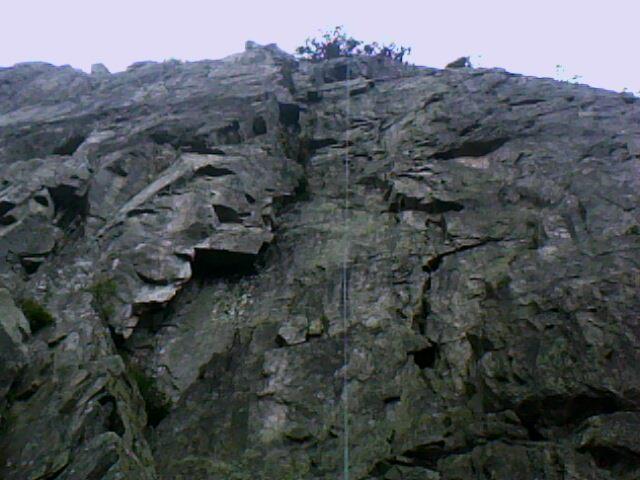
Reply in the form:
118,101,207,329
2,0,638,94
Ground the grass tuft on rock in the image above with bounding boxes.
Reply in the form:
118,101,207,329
88,277,118,321
18,298,55,332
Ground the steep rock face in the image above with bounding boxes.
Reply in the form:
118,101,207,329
0,44,639,479
0,288,30,403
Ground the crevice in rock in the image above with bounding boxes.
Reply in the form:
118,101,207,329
132,305,171,335
0,200,16,217
519,416,545,441
191,248,259,280
106,160,129,177
194,165,235,177
400,441,447,469
459,122,480,137
409,344,438,369
126,208,156,218
213,204,243,223
389,195,464,214
297,136,339,165
466,333,498,359
368,460,392,477
411,291,429,335
0,213,17,226
9,379,38,403
99,395,126,437
47,185,89,230
149,130,226,154
19,255,45,274
306,137,338,151
125,360,172,428
432,138,508,160
133,271,171,286
52,134,86,156
515,393,623,440
580,445,640,475
107,324,127,351
422,239,495,274
252,115,267,135
33,194,49,207
271,176,311,216
39,464,68,480
508,98,546,107
423,255,443,274
274,334,290,348
293,176,310,202
278,103,301,127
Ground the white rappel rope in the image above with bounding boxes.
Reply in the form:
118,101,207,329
342,61,351,480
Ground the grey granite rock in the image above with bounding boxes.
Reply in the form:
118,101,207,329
0,288,30,404
0,43,639,479
91,63,111,76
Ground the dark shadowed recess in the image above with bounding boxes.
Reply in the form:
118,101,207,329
388,195,464,215
149,129,228,154
409,343,439,369
213,205,245,223
432,137,508,160
127,247,266,340
0,200,15,217
52,134,86,155
278,102,300,127
515,393,624,440
194,165,235,177
323,62,360,83
580,445,640,476
191,248,260,279
252,115,267,135
48,184,89,229
0,210,16,226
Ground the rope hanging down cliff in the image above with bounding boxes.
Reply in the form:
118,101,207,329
342,61,351,480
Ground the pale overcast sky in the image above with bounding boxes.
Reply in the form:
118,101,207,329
2,0,638,93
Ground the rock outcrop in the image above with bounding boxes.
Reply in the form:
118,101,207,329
0,43,639,479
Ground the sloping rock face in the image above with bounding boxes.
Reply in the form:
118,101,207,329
0,44,639,479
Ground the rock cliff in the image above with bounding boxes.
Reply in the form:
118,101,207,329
1,42,639,479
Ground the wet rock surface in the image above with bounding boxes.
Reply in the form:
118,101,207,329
0,44,639,479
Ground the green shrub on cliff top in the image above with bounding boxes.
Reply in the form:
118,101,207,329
295,26,411,62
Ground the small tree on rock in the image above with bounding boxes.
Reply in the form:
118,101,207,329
295,26,411,63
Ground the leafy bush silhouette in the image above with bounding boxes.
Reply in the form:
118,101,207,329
295,26,411,63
